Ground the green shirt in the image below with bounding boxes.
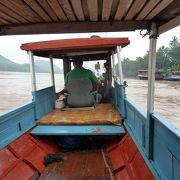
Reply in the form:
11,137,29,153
65,67,97,86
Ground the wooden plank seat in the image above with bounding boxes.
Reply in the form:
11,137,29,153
31,125,125,136
39,149,113,180
37,104,122,125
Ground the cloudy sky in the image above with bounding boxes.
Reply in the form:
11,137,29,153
0,25,179,68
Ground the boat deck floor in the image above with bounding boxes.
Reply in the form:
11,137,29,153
38,103,122,125
39,149,113,180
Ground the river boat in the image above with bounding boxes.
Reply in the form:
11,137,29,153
0,1,179,180
138,70,166,80
164,71,180,81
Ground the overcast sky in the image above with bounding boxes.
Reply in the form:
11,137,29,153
0,26,179,68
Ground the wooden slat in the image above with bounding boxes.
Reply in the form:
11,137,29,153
158,15,180,34
36,0,59,21
0,3,28,23
102,0,113,21
136,0,161,20
0,18,11,25
70,0,85,21
145,0,174,20
24,0,51,22
125,0,147,20
58,0,76,21
46,0,67,21
87,0,98,21
0,21,150,35
10,0,42,22
0,0,31,22
0,11,20,24
114,0,132,20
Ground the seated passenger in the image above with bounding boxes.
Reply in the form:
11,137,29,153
59,59,101,107
65,59,98,89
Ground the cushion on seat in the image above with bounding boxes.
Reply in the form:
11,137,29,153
66,79,95,107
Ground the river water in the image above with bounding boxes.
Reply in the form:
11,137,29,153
0,71,179,129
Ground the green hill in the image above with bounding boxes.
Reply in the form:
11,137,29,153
0,54,63,73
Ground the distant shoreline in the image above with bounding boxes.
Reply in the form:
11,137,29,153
0,70,63,74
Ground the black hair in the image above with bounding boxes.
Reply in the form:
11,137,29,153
72,59,83,66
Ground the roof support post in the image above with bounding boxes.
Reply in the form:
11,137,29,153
63,58,71,80
146,22,158,159
49,55,55,87
116,46,123,85
111,51,116,78
28,50,36,92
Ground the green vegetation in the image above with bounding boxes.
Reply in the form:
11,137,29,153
116,36,180,77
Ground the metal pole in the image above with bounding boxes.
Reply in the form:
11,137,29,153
147,23,158,114
111,51,116,77
146,22,158,159
117,46,123,85
49,55,55,86
28,50,36,92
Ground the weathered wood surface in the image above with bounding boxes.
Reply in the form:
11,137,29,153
0,0,179,35
38,104,122,125
39,149,113,180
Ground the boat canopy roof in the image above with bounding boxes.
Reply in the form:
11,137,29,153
21,37,129,60
0,1,179,36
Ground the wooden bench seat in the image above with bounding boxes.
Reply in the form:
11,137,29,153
37,104,122,125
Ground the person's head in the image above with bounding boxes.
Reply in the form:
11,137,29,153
72,59,83,68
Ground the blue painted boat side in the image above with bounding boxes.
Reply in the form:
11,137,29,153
32,86,55,120
152,114,180,180
114,81,126,118
114,81,180,180
0,102,36,149
125,98,146,147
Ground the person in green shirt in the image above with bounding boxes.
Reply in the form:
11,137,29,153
64,59,98,89
57,59,99,98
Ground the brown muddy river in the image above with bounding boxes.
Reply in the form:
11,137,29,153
0,71,179,129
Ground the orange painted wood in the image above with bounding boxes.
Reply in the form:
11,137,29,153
3,161,36,180
107,133,154,180
0,131,59,179
21,37,130,51
38,104,122,125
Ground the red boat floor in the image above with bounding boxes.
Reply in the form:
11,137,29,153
37,103,122,125
39,149,113,180
0,130,154,179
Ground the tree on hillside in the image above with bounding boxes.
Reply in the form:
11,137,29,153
156,46,170,69
168,36,180,68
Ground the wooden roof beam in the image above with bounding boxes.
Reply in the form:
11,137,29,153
158,15,180,34
0,21,151,35
70,0,85,21
46,0,67,21
145,0,174,20
102,0,113,21
136,0,161,20
125,0,147,20
24,0,52,22
115,0,132,21
58,0,76,21
87,0,98,21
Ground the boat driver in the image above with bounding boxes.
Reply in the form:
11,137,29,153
57,58,101,103
65,59,98,89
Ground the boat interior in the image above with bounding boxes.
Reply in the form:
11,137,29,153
0,1,179,180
